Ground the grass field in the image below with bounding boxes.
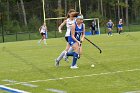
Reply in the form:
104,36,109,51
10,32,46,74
0,32,140,93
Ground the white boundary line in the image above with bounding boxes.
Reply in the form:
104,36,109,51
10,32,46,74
0,85,29,93
46,88,67,93
125,90,140,93
3,68,140,86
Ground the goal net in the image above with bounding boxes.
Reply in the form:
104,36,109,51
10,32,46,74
83,18,100,35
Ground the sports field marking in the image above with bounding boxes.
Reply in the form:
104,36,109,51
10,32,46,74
3,68,140,86
2,80,38,88
0,85,29,93
21,83,38,88
124,90,140,93
2,79,17,83
46,88,67,93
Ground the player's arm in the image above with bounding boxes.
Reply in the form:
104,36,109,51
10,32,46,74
106,22,108,27
39,26,42,32
81,24,85,42
121,21,123,25
71,24,79,44
113,23,114,27
58,20,67,33
46,26,48,32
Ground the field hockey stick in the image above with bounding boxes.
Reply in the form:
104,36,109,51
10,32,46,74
84,37,102,53
78,41,82,59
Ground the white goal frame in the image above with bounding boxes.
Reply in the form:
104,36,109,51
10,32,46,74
42,0,100,35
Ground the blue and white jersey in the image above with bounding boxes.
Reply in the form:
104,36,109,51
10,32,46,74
107,22,113,28
68,22,84,46
74,22,84,41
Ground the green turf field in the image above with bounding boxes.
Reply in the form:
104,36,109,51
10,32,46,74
0,32,140,93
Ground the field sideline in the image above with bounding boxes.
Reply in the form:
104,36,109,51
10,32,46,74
0,32,140,93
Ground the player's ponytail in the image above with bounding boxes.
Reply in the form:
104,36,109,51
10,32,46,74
66,9,76,18
72,12,79,17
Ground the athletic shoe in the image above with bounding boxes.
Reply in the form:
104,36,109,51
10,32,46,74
74,64,78,67
55,59,59,67
70,65,79,69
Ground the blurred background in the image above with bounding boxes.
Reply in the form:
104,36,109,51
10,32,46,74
0,0,140,42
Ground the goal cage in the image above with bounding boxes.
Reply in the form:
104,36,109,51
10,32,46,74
45,17,101,38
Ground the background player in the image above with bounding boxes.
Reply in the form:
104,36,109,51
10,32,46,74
118,19,123,34
90,19,96,35
106,19,114,36
38,22,48,45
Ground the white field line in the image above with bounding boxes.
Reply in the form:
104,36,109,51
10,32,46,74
124,90,140,93
3,68,140,86
2,80,38,88
46,88,67,93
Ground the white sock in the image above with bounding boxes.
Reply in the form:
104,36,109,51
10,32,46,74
38,39,42,44
44,39,46,44
63,47,73,59
57,50,67,62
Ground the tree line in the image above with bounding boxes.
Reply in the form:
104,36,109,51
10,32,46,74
0,0,140,34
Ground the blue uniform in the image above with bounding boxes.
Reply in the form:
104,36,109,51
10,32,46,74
67,21,84,67
118,24,122,28
107,22,113,28
68,22,84,46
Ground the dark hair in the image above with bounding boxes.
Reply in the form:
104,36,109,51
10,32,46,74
73,12,80,17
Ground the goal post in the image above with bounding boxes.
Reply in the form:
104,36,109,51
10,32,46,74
42,0,46,23
42,0,101,37
79,0,81,14
45,17,66,20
